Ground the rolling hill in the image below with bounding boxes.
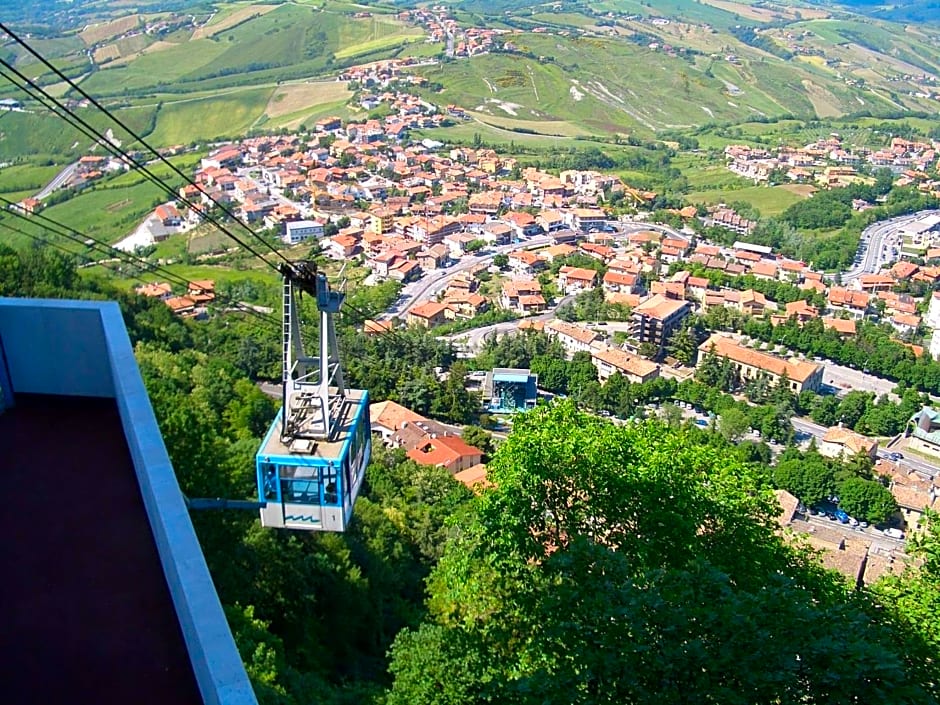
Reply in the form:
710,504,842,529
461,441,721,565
0,0,937,153
420,0,940,137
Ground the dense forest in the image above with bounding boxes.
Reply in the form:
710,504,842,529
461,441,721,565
6,242,940,703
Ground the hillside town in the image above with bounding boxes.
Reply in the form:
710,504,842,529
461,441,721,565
725,134,940,192
8,1,940,700
9,42,940,598
111,105,940,589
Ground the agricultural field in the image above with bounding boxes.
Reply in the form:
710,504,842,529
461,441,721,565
416,14,935,139
146,87,274,144
42,181,169,244
0,111,96,163
415,122,595,151
70,4,423,98
0,177,165,249
0,164,64,196
685,184,814,216
466,111,592,138
79,14,144,45
190,4,279,40
263,81,352,120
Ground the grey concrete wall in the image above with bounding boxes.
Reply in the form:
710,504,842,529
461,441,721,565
0,299,258,705
0,299,114,397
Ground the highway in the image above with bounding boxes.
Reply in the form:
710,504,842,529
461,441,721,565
791,416,940,479
35,162,78,199
841,209,939,283
381,235,553,320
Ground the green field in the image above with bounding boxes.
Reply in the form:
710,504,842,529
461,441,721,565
679,160,750,191
416,26,910,137
0,111,92,162
685,184,813,216
40,180,169,245
0,164,64,195
74,5,422,99
0,176,167,249
416,123,593,151
161,263,280,287
147,88,274,144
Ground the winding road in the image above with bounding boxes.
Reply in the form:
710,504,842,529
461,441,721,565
381,235,552,321
840,209,939,284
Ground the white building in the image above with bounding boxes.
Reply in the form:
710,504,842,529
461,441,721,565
283,219,325,245
545,320,601,355
926,291,940,330
931,329,940,361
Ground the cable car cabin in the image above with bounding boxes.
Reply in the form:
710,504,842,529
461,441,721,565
255,260,370,532
256,388,370,531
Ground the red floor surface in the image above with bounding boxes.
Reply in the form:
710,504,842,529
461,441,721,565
0,395,202,705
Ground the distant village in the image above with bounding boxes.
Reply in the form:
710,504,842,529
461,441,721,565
8,5,940,595
725,134,940,192
116,100,940,378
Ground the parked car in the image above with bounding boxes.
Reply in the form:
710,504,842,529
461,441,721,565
834,508,850,524
883,527,905,540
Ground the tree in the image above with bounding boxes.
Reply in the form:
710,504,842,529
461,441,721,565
810,395,841,427
461,425,495,459
660,401,684,427
773,454,835,507
838,391,873,428
667,325,698,366
872,510,940,674
638,341,658,359
388,403,938,704
838,477,897,524
431,362,478,424
718,407,749,443
493,254,509,269
695,347,722,387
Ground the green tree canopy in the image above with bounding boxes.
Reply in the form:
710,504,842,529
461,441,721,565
773,454,836,508
388,403,937,704
838,477,897,524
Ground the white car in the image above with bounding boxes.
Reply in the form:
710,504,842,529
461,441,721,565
883,528,905,540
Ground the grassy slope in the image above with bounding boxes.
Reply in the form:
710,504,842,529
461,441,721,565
420,32,829,136
148,87,274,144
0,164,63,194
685,184,809,216
78,5,420,98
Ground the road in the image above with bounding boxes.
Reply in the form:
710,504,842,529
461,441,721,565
822,360,898,400
791,416,940,479
35,162,78,199
382,235,553,320
445,294,575,352
793,514,905,551
841,209,939,283
614,218,688,241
